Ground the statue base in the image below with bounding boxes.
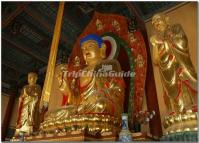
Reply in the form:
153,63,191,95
162,110,198,141
40,114,121,135
11,131,155,141
11,131,117,142
14,125,33,137
161,131,198,141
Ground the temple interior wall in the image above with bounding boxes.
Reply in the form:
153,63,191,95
1,94,9,125
145,2,198,133
9,99,18,128
1,93,17,139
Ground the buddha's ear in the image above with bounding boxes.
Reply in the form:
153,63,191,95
100,43,106,59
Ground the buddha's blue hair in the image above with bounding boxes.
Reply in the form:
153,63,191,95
80,34,103,48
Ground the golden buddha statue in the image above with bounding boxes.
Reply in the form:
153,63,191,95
40,34,125,135
150,13,197,134
15,72,42,136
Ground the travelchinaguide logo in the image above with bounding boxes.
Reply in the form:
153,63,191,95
62,64,135,78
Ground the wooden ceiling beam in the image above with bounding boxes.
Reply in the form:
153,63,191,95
2,36,48,64
3,61,45,86
2,76,18,83
125,3,145,29
64,14,80,30
51,3,81,30
24,7,68,44
2,61,28,75
18,14,53,50
2,63,23,85
2,3,29,28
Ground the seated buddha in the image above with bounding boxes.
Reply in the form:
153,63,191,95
40,34,125,135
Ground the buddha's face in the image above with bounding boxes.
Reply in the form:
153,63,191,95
81,40,103,67
152,15,168,32
28,73,37,85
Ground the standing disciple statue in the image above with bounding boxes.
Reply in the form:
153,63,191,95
150,13,197,132
40,34,125,134
15,72,41,136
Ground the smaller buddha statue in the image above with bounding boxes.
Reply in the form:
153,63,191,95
112,20,120,31
74,56,80,67
150,13,197,134
15,72,41,136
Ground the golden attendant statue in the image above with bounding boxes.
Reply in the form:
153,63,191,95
40,34,125,135
150,13,197,134
15,72,41,136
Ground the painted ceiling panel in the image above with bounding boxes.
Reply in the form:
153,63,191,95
2,41,32,64
22,12,53,40
135,2,179,20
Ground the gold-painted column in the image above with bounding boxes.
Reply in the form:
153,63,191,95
40,2,65,109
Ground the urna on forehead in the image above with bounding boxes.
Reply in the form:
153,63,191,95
80,34,103,48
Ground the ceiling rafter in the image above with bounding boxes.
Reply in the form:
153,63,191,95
51,3,81,30
24,7,68,44
3,61,45,87
125,2,145,30
2,74,19,83
132,3,145,18
2,36,48,64
16,14,54,50
2,3,29,28
2,79,17,86
2,62,26,75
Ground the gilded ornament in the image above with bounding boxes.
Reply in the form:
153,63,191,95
128,32,137,43
96,19,104,31
112,20,120,31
